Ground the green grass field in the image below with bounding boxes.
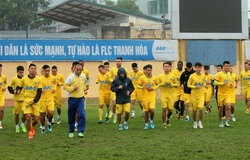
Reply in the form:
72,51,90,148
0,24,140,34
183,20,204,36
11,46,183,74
1,98,250,160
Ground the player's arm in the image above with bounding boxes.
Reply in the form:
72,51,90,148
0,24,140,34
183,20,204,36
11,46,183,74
58,75,65,86
110,79,119,92
180,72,185,87
187,76,196,89
33,79,42,103
7,78,15,94
52,77,57,92
157,76,165,87
127,79,134,96
171,75,178,87
235,76,239,88
63,76,75,92
137,77,143,89
151,77,159,90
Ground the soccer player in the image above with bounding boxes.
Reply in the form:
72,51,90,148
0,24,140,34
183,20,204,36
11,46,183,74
104,62,110,72
204,65,213,114
214,61,232,127
138,64,158,129
96,65,111,124
187,62,205,129
7,66,27,133
40,65,57,133
109,57,129,123
51,66,65,124
229,66,238,121
158,62,177,128
17,63,42,139
240,62,250,113
130,63,144,118
111,68,134,130
172,61,185,119
63,63,87,138
0,64,7,129
180,62,195,122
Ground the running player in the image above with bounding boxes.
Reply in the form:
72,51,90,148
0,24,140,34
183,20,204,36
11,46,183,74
0,64,7,129
17,63,42,139
51,66,65,124
180,62,195,122
7,66,27,133
130,63,144,118
172,61,185,119
204,65,213,114
138,64,158,129
96,65,111,124
187,62,205,129
111,68,134,130
240,62,250,114
158,62,177,128
229,66,238,121
109,57,129,123
214,61,231,127
40,65,57,133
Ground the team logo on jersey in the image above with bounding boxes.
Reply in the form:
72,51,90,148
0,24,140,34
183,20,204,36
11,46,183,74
34,82,37,84
125,83,128,86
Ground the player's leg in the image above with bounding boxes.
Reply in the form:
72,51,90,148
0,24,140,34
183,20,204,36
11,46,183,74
198,97,204,128
55,95,62,124
112,100,117,123
184,94,190,122
39,101,46,133
123,103,130,130
77,97,86,137
131,91,136,118
74,109,78,131
143,101,150,130
116,104,123,130
137,90,144,117
68,98,77,137
0,106,4,129
98,94,104,124
161,98,167,127
20,102,27,132
13,101,20,133
218,95,225,127
174,100,180,115
105,93,110,123
149,100,155,129
30,103,40,138
179,100,185,120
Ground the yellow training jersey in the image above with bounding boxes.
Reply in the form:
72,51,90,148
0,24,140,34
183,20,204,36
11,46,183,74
158,72,177,98
172,69,184,91
52,73,65,96
40,75,57,101
130,70,143,91
9,76,24,101
187,73,206,97
82,69,89,79
138,75,158,99
240,70,250,90
214,71,231,96
109,67,129,81
229,73,238,93
204,73,214,92
96,72,111,94
0,74,7,95
64,73,87,98
20,75,42,100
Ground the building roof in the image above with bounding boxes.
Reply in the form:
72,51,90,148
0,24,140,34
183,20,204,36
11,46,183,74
38,0,170,27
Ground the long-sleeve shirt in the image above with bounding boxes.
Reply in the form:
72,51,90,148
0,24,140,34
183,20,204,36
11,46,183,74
64,73,87,98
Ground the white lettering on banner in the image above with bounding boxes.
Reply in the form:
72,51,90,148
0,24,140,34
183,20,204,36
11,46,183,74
135,45,148,55
92,44,100,55
20,45,28,56
30,44,43,56
45,46,66,57
77,45,90,55
4,44,18,56
68,45,76,57
113,46,134,55
101,46,112,55
0,46,2,56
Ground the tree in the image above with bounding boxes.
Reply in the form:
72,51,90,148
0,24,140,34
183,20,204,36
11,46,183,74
0,0,52,30
116,0,142,14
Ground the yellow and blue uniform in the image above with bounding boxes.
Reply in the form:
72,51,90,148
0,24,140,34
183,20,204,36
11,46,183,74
158,73,177,110
52,73,65,108
229,73,238,104
8,76,24,114
204,74,213,102
214,71,231,106
138,75,158,112
172,69,184,101
20,75,42,116
0,74,7,107
40,75,57,113
109,67,129,101
130,70,143,101
64,73,87,133
188,73,206,111
240,70,250,99
96,72,111,105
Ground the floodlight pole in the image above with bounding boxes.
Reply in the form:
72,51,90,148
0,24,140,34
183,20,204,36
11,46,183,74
26,18,45,39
